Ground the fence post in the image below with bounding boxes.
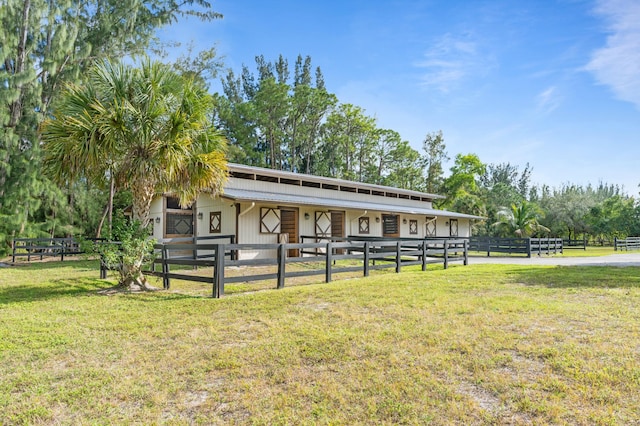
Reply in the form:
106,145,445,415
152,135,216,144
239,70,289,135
213,244,225,298
100,254,106,279
162,245,170,289
231,235,237,260
614,237,618,251
192,235,198,270
363,241,370,277
396,241,402,273
463,239,469,266
526,238,532,258
421,240,427,271
443,240,449,269
277,243,286,289
325,242,333,283
11,239,16,263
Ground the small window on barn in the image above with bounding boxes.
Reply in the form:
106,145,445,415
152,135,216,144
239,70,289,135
409,219,418,235
260,207,281,234
230,171,255,180
166,213,193,236
302,180,321,188
281,178,300,186
166,196,191,210
450,219,459,237
210,211,221,233
256,174,278,183
359,217,370,234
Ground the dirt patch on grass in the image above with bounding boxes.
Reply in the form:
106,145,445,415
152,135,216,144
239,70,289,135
457,381,501,411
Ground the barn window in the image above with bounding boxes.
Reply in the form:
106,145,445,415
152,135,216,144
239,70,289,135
359,217,370,234
210,211,221,233
450,219,459,237
166,197,191,210
166,213,193,236
164,196,194,238
409,219,418,235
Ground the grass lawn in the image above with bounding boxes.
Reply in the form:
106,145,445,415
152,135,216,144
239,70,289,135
559,247,618,257
1,260,640,424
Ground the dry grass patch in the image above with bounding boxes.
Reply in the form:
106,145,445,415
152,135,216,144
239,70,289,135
1,260,640,424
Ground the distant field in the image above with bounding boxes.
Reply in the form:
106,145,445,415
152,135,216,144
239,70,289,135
1,260,639,424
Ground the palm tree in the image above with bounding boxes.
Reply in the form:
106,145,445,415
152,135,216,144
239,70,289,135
41,59,227,289
493,201,550,237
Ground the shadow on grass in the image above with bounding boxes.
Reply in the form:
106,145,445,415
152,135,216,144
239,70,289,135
0,278,207,305
507,265,640,289
5,259,99,270
0,278,110,305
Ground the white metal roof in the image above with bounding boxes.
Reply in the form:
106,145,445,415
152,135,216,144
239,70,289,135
221,188,484,220
228,163,445,200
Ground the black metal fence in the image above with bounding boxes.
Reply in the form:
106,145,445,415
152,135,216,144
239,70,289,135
146,238,469,298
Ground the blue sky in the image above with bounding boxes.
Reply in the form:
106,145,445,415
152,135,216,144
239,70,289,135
158,0,640,194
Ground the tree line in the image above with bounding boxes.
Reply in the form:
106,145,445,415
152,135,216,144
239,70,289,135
213,55,640,243
1,0,639,258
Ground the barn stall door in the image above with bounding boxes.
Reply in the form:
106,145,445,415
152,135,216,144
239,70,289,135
382,214,400,238
330,211,345,254
280,208,299,257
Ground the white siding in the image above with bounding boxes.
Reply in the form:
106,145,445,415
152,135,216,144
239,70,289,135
149,197,163,241
236,201,278,259
195,194,236,238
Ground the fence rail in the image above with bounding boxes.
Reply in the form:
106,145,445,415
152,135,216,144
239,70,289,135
469,237,563,257
614,237,640,251
531,238,563,256
563,238,587,250
11,237,94,262
145,238,469,298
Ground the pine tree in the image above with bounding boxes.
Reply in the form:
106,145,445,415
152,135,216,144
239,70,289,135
0,0,221,254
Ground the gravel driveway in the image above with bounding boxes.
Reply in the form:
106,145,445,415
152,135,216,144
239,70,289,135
467,253,640,267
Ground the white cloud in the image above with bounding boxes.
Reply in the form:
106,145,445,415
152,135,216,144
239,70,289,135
586,0,640,109
415,33,490,93
536,86,561,114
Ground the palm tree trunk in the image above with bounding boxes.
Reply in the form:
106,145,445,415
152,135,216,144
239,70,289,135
131,182,156,228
